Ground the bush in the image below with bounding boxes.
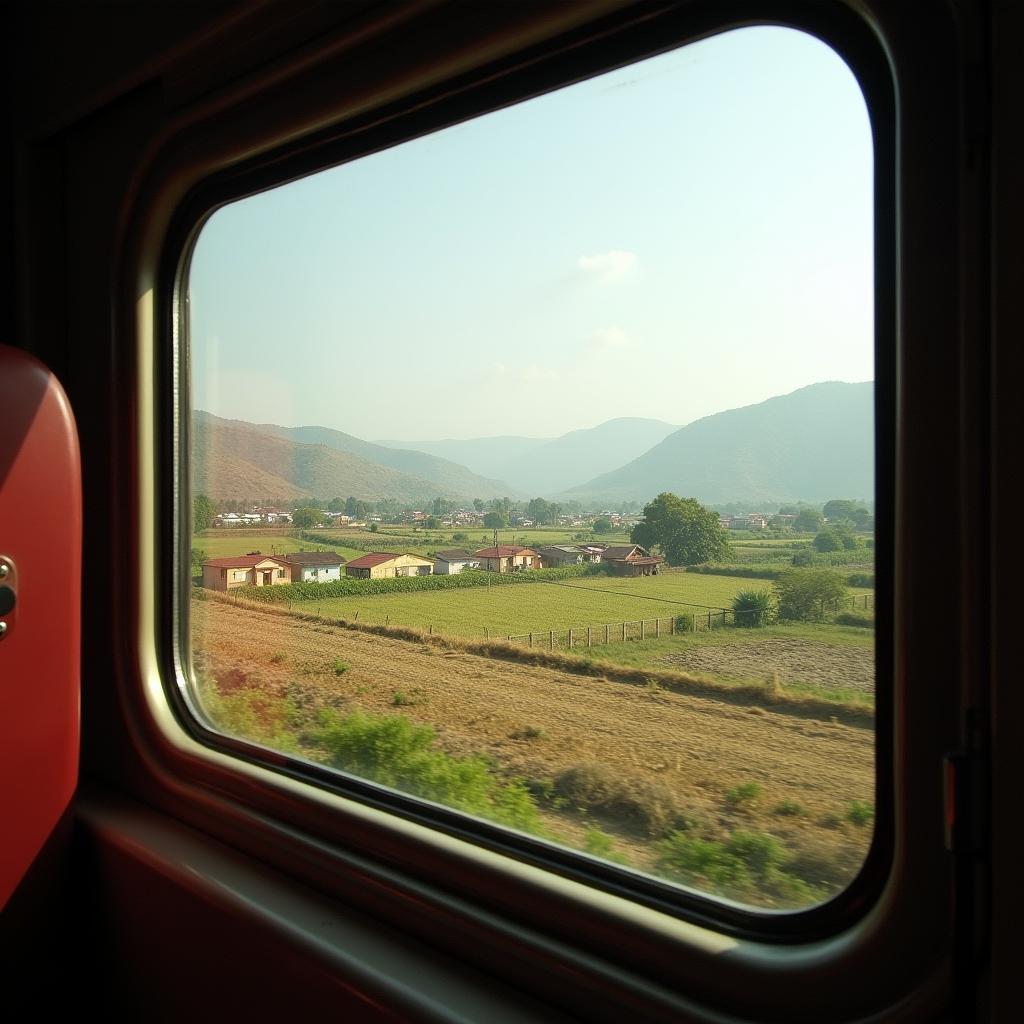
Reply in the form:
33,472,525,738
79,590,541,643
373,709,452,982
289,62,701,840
675,613,695,632
656,829,819,904
846,800,874,826
731,589,777,627
312,709,542,832
835,611,874,629
775,568,849,621
725,781,763,809
234,563,601,604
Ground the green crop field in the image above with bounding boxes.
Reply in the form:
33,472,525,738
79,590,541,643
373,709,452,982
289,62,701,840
194,534,365,562
292,572,873,639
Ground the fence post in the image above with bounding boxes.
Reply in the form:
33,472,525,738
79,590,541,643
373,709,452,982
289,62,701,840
656,618,660,639
485,626,489,639
385,615,389,626
707,610,712,631
569,628,574,648
641,619,646,641
670,616,675,636
605,624,609,644
549,630,554,649
587,626,592,648
622,621,626,641
529,632,533,647
429,624,433,635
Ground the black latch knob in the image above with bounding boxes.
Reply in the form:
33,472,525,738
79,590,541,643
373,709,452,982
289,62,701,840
0,585,15,616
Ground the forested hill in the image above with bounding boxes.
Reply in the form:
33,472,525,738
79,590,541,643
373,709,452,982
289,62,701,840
564,382,873,505
193,412,508,503
253,421,512,499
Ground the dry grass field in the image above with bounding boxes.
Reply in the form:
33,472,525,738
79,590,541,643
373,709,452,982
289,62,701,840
191,596,875,907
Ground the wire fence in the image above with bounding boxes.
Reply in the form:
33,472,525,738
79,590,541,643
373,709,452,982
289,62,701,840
503,594,874,651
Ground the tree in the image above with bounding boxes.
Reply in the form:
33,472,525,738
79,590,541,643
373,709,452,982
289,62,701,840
526,497,559,525
292,506,324,528
328,497,344,512
483,511,507,529
377,498,400,521
630,493,732,567
473,498,485,513
793,508,824,532
190,547,206,577
592,516,613,535
774,568,848,621
425,516,440,529
822,499,870,526
193,494,217,531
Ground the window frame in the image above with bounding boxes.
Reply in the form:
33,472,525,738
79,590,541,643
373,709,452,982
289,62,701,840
117,0,969,1018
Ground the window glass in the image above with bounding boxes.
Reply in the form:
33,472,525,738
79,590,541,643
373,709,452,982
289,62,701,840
187,25,876,910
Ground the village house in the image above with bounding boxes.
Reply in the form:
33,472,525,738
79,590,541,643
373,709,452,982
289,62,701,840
433,549,482,575
599,544,664,577
344,552,434,579
201,554,291,591
276,550,346,582
536,545,585,568
473,545,539,573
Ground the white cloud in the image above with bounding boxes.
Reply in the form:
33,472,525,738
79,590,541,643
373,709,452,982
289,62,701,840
576,249,638,284
586,326,631,352
488,361,560,384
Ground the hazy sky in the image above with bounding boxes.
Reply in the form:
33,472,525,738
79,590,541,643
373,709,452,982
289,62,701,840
190,25,873,441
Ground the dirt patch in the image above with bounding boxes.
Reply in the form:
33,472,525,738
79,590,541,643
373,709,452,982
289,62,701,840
657,637,874,694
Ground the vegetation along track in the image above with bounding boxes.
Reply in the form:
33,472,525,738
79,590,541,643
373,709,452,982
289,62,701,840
192,598,874,897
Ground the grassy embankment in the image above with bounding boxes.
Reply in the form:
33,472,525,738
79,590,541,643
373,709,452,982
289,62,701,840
192,593,875,909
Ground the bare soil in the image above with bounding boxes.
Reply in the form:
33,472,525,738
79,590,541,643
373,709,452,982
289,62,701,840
192,599,874,894
657,637,875,693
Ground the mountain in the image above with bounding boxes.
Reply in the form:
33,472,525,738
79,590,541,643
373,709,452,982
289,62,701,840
373,435,550,479
495,418,679,495
192,412,509,503
253,422,513,499
377,418,678,496
564,382,873,505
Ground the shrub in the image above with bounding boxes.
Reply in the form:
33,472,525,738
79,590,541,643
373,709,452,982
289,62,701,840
656,829,820,904
773,799,807,817
331,658,349,675
233,562,599,604
731,589,777,627
725,781,763,809
835,611,874,628
553,762,690,836
583,829,629,864
269,651,286,664
312,709,542,832
846,800,874,826
775,568,849,621
847,572,875,587
675,613,695,632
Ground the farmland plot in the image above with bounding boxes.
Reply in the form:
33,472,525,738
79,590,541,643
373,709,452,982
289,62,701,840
192,598,874,907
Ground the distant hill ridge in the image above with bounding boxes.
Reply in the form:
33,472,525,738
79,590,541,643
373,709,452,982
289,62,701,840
192,412,512,503
564,382,873,505
378,416,678,494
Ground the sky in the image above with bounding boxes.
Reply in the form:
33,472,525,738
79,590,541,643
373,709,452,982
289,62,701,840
189,25,873,441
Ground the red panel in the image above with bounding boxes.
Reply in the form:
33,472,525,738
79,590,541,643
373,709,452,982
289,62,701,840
0,345,81,909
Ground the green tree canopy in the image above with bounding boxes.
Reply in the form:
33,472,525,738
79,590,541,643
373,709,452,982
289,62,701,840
823,499,871,528
630,493,732,567
592,516,613,535
292,506,324,528
482,511,507,529
793,508,824,532
193,494,217,531
813,526,858,552
775,568,848,621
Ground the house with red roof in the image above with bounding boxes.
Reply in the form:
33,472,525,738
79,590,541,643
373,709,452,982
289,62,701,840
344,552,434,579
201,553,291,591
473,545,539,573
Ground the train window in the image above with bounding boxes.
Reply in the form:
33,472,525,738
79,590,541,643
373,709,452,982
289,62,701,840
183,24,877,917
